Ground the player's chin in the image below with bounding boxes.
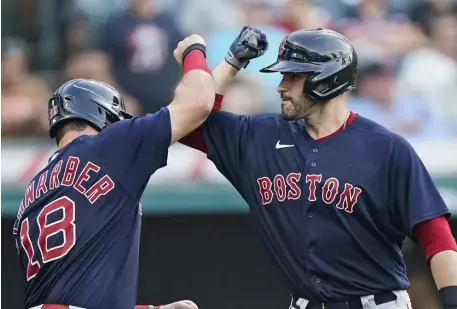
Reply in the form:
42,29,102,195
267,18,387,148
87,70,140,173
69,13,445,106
281,104,297,121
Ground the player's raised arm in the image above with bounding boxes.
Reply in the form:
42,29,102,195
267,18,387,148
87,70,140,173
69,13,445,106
180,26,268,153
212,26,268,95
388,135,457,308
167,34,215,144
73,35,215,195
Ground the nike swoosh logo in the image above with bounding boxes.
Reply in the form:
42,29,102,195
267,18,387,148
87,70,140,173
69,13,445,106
276,141,295,149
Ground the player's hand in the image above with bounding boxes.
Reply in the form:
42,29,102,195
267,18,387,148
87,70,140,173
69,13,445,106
160,300,198,309
173,34,206,65
225,26,269,70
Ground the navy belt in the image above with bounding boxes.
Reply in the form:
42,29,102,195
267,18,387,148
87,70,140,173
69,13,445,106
291,291,397,309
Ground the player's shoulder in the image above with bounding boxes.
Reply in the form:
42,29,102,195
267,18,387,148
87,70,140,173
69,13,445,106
23,137,100,206
249,112,288,124
228,111,297,127
15,137,120,233
56,135,97,157
207,111,288,129
211,110,282,120
40,136,103,176
38,138,84,169
352,114,416,156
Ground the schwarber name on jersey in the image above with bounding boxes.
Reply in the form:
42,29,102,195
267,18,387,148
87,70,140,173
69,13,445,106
201,111,450,301
13,107,171,309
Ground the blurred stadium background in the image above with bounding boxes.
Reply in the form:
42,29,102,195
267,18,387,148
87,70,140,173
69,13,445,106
1,0,457,308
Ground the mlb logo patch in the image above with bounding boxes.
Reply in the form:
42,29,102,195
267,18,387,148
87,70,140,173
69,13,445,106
278,37,287,56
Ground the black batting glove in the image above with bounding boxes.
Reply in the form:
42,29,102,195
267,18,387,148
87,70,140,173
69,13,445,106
225,26,269,70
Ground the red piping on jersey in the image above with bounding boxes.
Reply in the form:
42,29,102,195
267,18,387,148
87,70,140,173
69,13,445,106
179,94,224,153
315,112,358,143
413,216,457,262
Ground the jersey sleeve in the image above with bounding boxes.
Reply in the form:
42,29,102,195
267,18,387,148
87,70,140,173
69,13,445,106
87,107,171,196
201,111,260,186
388,135,450,233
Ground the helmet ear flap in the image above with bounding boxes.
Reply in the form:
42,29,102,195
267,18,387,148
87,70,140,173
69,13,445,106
315,82,330,93
303,60,357,101
48,94,64,130
304,74,351,101
302,72,332,100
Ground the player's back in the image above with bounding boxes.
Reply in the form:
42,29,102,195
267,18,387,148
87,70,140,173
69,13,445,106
13,136,142,309
12,77,175,309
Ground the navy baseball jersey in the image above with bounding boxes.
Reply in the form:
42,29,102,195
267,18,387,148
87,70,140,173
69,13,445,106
13,108,171,309
201,111,450,301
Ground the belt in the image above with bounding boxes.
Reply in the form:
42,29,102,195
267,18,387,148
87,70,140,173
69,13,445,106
291,291,397,309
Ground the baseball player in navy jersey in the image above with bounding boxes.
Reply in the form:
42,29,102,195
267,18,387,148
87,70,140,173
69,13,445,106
13,34,215,309
181,26,457,309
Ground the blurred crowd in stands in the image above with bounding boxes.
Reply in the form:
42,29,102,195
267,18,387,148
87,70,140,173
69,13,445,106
2,0,457,142
1,0,457,307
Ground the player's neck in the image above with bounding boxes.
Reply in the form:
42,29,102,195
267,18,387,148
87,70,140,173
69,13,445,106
58,129,98,149
304,97,348,140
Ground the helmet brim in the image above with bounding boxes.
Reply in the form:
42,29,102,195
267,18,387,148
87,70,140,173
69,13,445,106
259,60,322,73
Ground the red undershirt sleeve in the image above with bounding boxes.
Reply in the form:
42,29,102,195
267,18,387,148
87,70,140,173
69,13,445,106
413,216,457,262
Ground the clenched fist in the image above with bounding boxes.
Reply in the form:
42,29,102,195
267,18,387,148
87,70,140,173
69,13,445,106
173,34,206,65
225,26,268,70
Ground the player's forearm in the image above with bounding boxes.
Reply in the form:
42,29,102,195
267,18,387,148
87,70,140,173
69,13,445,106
178,69,215,112
430,250,457,289
168,49,215,144
177,58,230,152
169,69,215,139
179,62,235,151
212,60,239,94
414,217,457,307
430,250,457,308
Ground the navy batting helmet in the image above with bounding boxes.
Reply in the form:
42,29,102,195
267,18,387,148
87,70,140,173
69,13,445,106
48,79,132,138
260,28,358,101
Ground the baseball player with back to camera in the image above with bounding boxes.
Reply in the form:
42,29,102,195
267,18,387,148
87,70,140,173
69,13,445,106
181,26,457,309
13,34,215,309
